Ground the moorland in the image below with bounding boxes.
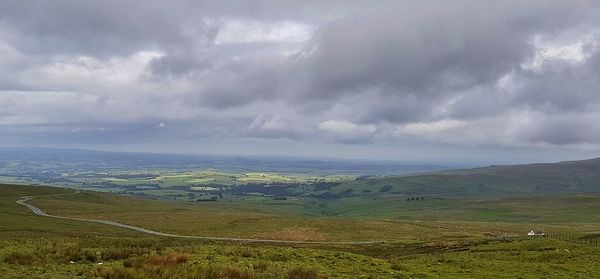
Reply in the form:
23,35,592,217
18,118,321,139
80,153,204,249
3,151,600,278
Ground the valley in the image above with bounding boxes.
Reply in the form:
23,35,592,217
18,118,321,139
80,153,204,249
4,154,600,278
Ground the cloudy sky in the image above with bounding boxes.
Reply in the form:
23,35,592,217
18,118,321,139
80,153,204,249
2,0,600,164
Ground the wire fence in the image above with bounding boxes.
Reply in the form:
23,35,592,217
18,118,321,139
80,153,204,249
492,232,600,246
538,232,600,246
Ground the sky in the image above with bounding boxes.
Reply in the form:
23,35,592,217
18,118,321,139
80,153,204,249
1,0,600,164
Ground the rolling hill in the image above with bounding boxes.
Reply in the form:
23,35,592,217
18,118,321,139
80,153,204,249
335,157,600,197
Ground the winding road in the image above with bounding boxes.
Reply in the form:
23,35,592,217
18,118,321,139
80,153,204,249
17,192,382,245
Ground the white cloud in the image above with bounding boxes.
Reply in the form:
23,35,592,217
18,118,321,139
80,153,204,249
243,114,309,139
395,109,600,149
38,51,164,88
396,113,534,147
400,119,468,137
523,33,599,70
215,19,314,44
318,120,376,143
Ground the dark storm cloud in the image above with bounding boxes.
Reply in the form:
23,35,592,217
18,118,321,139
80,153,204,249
2,0,600,157
0,1,198,56
299,1,600,119
0,0,366,57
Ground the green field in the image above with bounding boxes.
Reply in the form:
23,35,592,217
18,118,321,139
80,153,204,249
7,157,600,207
76,170,350,188
3,184,600,278
0,169,356,202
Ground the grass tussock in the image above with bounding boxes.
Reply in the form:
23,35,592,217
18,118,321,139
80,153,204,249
287,267,328,279
4,251,39,265
93,263,326,279
4,245,98,265
226,247,260,258
139,252,189,266
101,247,151,261
389,260,409,271
2,243,157,266
92,251,327,279
202,266,261,279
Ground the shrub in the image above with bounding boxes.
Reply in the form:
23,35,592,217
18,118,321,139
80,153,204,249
61,247,97,263
101,247,150,261
339,189,353,196
389,260,409,271
379,185,393,192
4,251,39,265
93,264,262,279
268,253,289,261
227,247,257,258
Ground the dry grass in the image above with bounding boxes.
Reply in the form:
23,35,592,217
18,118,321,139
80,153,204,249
260,227,328,241
92,251,329,279
101,247,151,261
287,267,328,279
140,252,189,266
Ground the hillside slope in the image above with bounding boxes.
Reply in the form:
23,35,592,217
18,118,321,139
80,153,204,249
336,157,600,196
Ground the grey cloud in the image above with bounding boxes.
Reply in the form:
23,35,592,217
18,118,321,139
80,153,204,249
0,0,363,57
148,52,214,79
297,1,599,113
180,49,295,109
432,42,600,122
0,1,198,57
519,113,600,146
511,46,600,113
2,0,600,159
304,1,531,94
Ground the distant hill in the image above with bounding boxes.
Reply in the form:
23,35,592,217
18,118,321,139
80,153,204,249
337,157,600,196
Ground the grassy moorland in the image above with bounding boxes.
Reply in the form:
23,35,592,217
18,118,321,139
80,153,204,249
314,194,600,223
24,185,600,241
0,185,135,239
3,184,600,278
26,186,521,242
